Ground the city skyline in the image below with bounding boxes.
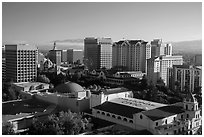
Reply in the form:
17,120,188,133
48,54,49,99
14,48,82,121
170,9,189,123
2,2,202,45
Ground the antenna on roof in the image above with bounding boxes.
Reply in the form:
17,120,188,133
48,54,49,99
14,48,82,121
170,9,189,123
53,41,57,50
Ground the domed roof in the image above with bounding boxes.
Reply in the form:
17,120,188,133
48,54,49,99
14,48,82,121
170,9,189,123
55,82,84,93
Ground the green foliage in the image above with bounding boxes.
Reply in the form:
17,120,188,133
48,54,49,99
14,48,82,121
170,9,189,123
28,110,89,135
37,75,50,83
2,122,15,135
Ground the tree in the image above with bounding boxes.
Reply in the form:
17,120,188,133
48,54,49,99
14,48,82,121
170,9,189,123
2,122,15,135
140,75,148,90
37,75,50,83
28,110,90,135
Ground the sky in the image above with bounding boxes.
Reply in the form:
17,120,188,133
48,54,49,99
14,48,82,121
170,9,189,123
2,2,202,44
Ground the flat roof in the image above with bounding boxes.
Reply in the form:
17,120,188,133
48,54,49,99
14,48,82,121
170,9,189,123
2,99,51,123
117,71,143,74
142,105,185,121
93,101,144,118
110,98,167,111
91,87,130,95
13,82,48,88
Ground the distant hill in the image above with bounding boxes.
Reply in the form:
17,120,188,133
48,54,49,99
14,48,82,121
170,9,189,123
37,39,84,51
7,39,201,55
171,40,202,54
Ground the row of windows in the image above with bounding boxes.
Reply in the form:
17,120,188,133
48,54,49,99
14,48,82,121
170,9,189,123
96,111,133,123
18,50,36,52
17,79,35,83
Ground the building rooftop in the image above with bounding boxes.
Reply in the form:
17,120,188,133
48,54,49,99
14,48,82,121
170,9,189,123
160,55,183,60
93,101,144,118
115,40,125,45
110,98,167,111
106,75,136,80
2,99,52,123
54,82,85,93
13,82,48,88
142,105,185,121
5,44,37,50
117,71,143,75
128,40,147,45
91,87,130,95
173,65,190,69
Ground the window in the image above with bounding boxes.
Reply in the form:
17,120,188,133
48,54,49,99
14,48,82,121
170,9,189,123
129,120,133,123
182,127,184,131
165,119,167,124
173,117,176,121
118,116,122,120
156,122,158,126
112,115,116,118
123,118,128,122
97,111,100,114
140,115,143,119
106,113,110,117
187,114,189,118
186,105,188,110
101,112,105,115
181,115,183,119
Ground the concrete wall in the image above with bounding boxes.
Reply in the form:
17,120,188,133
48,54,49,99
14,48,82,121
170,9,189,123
92,108,135,129
134,113,152,131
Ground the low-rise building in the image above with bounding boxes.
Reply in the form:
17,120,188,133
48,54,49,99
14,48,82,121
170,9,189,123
11,82,50,99
34,82,90,112
92,92,201,135
2,99,56,133
90,87,133,108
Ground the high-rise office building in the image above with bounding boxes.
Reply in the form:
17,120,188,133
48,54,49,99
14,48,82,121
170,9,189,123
147,57,161,85
147,55,183,85
84,37,112,70
151,39,162,58
5,44,38,82
193,54,202,66
167,65,202,92
67,49,83,64
164,43,173,56
2,45,6,83
160,55,183,84
48,42,62,66
98,38,112,69
112,40,148,72
61,50,68,63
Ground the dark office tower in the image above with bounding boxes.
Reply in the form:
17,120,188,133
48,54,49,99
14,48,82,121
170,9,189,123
151,39,162,58
84,37,112,70
2,45,6,83
84,37,99,70
61,50,68,63
194,54,202,66
67,49,83,64
48,42,62,66
5,44,38,82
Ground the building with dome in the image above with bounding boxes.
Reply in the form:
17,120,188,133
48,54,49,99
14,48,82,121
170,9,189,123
35,82,90,112
54,82,87,98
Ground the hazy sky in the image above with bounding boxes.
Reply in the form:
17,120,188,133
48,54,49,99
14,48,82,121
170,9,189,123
2,2,202,44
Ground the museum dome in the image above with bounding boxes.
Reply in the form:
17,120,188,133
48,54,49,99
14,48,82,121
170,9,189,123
55,82,84,93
